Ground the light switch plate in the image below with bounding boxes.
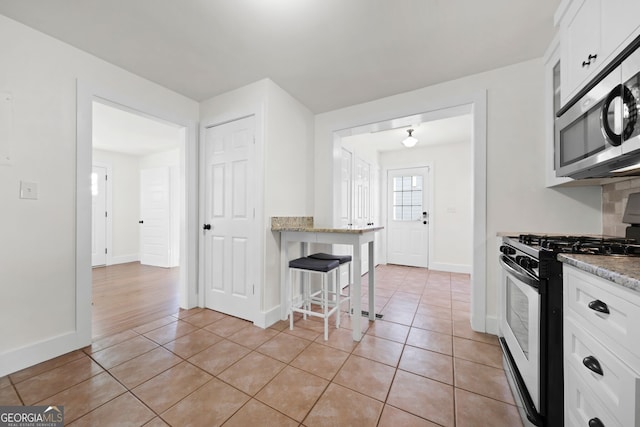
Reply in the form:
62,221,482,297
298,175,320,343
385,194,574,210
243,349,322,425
20,181,38,200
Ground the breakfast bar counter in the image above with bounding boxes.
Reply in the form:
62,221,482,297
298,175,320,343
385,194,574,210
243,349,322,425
272,217,383,341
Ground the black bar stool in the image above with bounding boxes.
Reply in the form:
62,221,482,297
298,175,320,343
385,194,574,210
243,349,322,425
308,252,352,315
289,256,341,340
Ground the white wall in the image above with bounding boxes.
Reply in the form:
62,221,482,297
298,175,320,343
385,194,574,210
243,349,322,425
314,58,602,332
0,15,199,376
92,148,181,266
263,81,315,313
381,141,472,273
199,78,314,327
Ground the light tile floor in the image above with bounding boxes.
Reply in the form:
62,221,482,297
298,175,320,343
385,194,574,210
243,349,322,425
0,265,523,426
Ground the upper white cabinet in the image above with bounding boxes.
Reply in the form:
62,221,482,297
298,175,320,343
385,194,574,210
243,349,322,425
557,0,640,105
601,0,640,57
559,0,601,100
544,35,573,187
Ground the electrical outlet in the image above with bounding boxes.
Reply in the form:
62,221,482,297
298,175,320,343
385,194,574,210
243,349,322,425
20,181,38,200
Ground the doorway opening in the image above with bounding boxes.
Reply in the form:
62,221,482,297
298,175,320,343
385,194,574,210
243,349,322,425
331,98,486,332
90,99,186,338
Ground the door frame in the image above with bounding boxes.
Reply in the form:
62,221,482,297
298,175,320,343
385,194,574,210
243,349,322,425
198,112,265,326
77,80,200,345
92,161,113,266
329,93,487,333
385,165,433,269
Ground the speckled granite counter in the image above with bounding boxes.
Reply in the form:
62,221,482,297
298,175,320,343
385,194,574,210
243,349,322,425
558,254,640,293
271,216,384,234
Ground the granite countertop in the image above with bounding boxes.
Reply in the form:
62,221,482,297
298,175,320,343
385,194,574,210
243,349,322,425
271,216,383,233
558,253,640,293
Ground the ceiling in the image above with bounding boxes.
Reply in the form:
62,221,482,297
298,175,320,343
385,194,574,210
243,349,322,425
0,0,560,113
344,114,472,152
93,101,183,156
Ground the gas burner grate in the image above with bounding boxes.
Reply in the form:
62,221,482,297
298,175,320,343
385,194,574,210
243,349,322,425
518,234,640,255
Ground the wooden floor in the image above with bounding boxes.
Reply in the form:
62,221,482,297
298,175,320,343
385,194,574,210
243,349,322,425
92,262,180,339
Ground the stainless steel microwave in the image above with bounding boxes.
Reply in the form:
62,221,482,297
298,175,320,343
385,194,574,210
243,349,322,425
556,36,640,179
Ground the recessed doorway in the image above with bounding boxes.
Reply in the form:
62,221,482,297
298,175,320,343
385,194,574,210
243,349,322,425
91,100,186,338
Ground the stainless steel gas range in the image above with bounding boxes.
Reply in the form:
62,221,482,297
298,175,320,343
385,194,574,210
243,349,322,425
498,234,639,427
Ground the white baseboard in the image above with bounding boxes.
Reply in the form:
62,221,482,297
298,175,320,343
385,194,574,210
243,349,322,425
485,315,499,335
254,305,282,329
108,254,139,265
428,262,471,274
0,330,90,377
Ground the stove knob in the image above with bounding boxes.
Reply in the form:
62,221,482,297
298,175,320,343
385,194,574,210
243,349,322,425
517,255,533,269
499,245,516,255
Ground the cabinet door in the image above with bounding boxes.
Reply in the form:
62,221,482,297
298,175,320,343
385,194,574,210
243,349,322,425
601,0,640,58
561,0,601,99
545,37,573,187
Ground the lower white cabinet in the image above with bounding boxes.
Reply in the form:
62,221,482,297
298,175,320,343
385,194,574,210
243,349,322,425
563,265,640,427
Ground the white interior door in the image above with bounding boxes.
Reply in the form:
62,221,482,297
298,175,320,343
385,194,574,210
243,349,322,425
203,116,257,321
387,167,429,268
91,165,107,266
140,166,171,267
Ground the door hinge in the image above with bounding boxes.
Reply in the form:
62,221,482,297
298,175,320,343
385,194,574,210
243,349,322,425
105,211,108,218
105,248,107,254
253,136,256,145
104,174,107,181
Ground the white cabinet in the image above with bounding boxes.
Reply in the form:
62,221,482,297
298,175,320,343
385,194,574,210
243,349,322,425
601,0,640,60
544,35,573,187
557,0,640,104
563,265,640,427
560,0,601,100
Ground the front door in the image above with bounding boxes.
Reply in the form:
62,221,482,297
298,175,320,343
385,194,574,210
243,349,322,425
203,116,257,321
387,167,429,268
91,165,107,266
140,166,171,268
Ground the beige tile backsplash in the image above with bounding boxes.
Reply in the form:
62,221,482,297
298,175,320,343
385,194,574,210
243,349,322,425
602,177,640,236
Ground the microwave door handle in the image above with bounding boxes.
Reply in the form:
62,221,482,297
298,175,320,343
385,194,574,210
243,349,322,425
600,84,637,147
499,255,539,289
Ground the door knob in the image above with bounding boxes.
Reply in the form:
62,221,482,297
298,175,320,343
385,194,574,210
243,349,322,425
138,220,144,224
203,224,211,230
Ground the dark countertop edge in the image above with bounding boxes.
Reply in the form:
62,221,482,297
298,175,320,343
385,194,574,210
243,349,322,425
558,254,640,293
272,226,384,234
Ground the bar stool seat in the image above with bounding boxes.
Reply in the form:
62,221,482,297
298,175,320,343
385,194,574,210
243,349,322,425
289,257,341,340
309,253,352,316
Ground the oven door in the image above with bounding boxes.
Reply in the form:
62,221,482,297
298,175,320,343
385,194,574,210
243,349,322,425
499,255,541,412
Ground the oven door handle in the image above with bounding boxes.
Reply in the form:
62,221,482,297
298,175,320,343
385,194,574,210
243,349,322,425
499,255,539,289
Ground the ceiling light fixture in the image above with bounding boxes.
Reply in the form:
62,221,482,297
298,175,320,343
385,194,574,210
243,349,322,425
402,129,418,148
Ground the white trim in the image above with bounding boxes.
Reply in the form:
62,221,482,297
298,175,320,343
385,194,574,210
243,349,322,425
78,79,200,311
257,305,282,329
329,91,488,332
0,331,89,378
485,315,499,335
429,262,472,275
108,254,140,265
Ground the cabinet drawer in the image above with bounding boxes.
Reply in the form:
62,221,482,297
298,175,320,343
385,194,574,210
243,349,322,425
565,268,640,364
565,364,622,427
565,316,640,427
